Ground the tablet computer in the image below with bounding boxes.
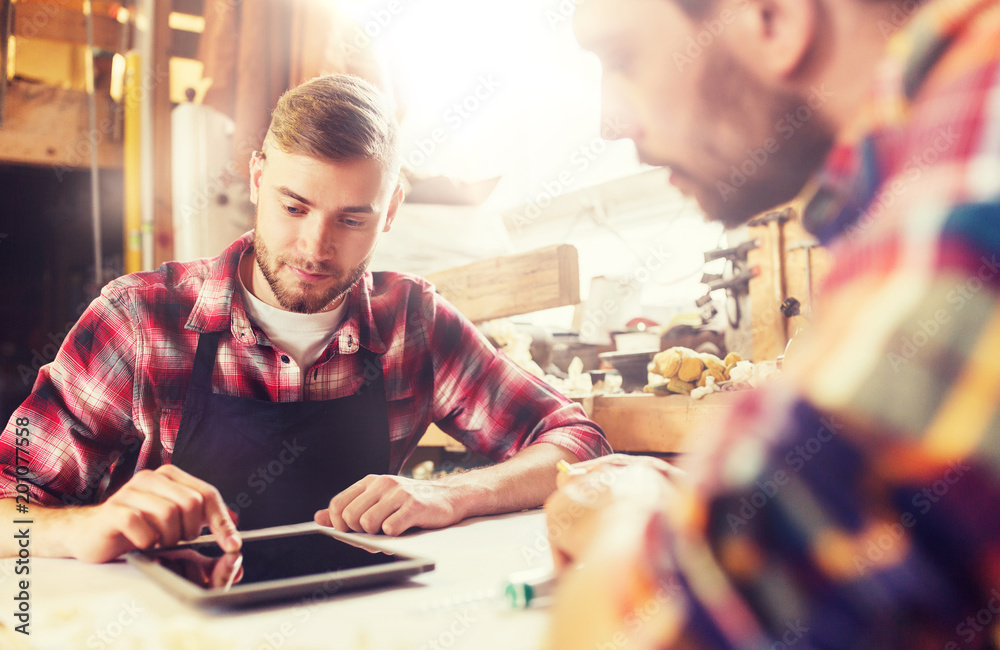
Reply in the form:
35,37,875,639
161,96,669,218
126,525,435,607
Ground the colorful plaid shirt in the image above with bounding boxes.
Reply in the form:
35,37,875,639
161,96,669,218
631,1,1000,648
0,232,609,507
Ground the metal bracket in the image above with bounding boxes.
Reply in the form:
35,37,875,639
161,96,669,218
703,239,759,263
705,267,759,293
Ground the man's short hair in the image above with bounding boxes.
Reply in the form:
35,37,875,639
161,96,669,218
264,74,399,171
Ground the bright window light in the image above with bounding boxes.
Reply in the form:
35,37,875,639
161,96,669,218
340,0,646,210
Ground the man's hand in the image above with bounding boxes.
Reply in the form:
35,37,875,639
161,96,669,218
314,474,472,536
42,465,241,563
545,455,686,650
545,454,681,572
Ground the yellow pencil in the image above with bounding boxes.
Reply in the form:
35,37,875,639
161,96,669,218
556,459,585,475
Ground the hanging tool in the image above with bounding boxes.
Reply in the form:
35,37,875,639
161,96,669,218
785,237,821,313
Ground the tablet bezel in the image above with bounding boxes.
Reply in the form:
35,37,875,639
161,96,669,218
125,524,435,607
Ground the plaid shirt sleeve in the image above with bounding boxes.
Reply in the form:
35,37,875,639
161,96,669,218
592,2,1000,648
0,284,141,507
423,289,611,463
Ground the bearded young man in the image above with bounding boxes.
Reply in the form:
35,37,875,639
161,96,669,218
0,74,609,564
547,0,1000,648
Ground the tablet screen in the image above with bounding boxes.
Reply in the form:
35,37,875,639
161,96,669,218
146,532,401,589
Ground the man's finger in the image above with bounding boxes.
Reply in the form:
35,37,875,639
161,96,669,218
102,502,161,551
336,479,392,532
121,472,207,542
380,506,419,537
328,476,375,513
111,490,185,548
156,465,241,552
355,490,409,535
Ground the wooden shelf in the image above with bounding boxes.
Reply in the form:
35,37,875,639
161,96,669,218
0,79,121,168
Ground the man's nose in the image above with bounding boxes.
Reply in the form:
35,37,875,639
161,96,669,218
600,82,640,142
299,219,335,263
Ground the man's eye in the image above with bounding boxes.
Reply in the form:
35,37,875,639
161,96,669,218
283,205,305,215
343,219,364,227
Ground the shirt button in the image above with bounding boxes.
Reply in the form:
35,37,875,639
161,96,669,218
280,355,290,364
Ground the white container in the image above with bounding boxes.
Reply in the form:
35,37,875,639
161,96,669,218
613,330,662,353
171,103,254,261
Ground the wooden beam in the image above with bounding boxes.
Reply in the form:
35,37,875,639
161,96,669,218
424,245,581,323
152,0,173,264
12,4,124,52
0,78,121,168
0,0,10,127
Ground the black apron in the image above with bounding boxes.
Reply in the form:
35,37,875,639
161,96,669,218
171,331,390,530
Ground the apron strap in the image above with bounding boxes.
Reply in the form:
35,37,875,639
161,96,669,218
173,331,222,454
189,331,222,396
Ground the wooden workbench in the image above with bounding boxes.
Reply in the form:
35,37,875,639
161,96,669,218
0,513,554,650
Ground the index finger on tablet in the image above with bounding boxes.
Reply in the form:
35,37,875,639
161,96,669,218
157,465,242,552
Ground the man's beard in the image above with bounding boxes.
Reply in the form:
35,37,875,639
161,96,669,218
691,44,837,229
252,228,370,314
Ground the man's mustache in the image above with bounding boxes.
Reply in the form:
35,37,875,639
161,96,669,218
280,258,340,275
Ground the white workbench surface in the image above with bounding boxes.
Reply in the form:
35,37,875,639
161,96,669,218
0,511,554,650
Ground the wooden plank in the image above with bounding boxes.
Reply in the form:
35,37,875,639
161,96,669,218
152,0,174,265
12,4,124,52
424,245,580,323
0,78,121,168
588,392,736,453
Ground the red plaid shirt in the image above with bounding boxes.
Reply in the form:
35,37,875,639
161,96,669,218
1,232,609,506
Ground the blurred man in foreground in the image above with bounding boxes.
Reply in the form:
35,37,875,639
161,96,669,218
548,0,1000,647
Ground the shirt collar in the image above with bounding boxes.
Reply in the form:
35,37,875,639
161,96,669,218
185,231,253,337
801,0,991,243
334,272,389,356
185,231,388,355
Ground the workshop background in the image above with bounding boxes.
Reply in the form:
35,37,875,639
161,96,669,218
0,0,827,456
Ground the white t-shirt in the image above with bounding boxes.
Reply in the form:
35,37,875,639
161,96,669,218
238,272,347,380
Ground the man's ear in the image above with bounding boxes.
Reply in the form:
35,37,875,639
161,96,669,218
249,152,264,205
729,0,819,80
383,183,405,233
